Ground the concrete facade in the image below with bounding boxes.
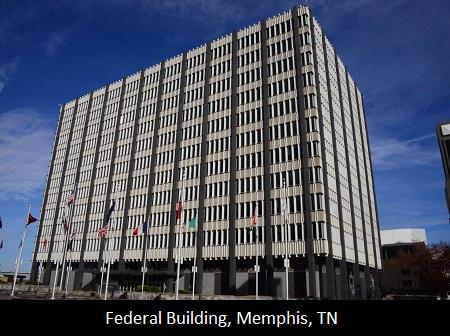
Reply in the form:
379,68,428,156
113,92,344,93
31,5,381,299
437,122,450,213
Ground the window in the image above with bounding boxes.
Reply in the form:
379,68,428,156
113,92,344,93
316,193,323,210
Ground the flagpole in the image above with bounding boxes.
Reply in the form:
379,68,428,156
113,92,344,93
11,204,31,296
60,184,77,289
283,179,289,300
253,133,259,300
140,223,148,300
99,259,106,296
104,203,115,300
37,261,43,289
51,260,60,299
140,252,147,300
36,261,44,295
58,205,69,289
192,222,197,300
281,103,290,300
175,169,185,300
104,235,112,300
64,255,73,295
175,210,184,300
255,217,259,300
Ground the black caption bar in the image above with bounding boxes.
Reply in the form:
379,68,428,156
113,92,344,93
2,299,449,334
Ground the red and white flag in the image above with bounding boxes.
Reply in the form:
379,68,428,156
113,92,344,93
132,222,148,236
252,204,257,227
176,187,185,223
98,226,108,237
66,193,75,205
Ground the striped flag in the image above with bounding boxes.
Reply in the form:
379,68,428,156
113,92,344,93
98,226,108,237
176,188,185,223
133,222,148,236
66,193,75,205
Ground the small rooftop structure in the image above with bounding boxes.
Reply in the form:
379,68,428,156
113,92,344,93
380,228,427,246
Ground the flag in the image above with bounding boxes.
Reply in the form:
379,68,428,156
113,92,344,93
133,225,139,236
106,200,116,222
188,216,197,229
27,213,37,225
66,193,75,205
281,195,289,221
98,226,108,237
133,221,148,236
63,218,69,231
0,217,2,229
176,188,185,222
142,221,148,234
67,232,75,251
176,202,182,221
251,204,257,227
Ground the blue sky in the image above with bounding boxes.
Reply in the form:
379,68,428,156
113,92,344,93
0,0,449,273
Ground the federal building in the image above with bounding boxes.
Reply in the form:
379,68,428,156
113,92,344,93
31,5,382,299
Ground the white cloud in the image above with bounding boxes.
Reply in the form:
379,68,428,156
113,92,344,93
0,109,54,200
375,168,447,232
0,61,18,94
372,133,440,171
44,29,72,57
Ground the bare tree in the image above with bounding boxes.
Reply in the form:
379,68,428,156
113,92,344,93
393,242,450,296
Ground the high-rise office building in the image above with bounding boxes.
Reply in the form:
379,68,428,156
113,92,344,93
437,122,450,213
31,5,382,299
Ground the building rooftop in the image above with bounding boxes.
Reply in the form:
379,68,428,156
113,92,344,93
380,228,427,246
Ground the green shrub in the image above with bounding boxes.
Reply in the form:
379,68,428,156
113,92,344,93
135,285,160,292
179,289,192,294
